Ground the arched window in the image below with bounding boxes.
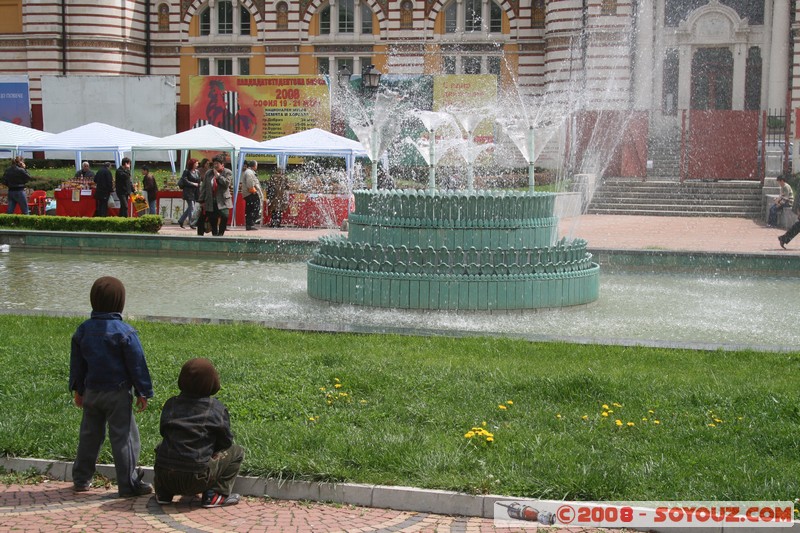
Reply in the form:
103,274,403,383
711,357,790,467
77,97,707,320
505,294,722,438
276,1,289,30
317,1,373,35
339,0,355,33
361,3,373,33
444,0,502,34
531,0,545,28
218,1,233,34
240,6,251,34
320,5,331,34
444,2,457,33
400,0,413,30
200,7,211,35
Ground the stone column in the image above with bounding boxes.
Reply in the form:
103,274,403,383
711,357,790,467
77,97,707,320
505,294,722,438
767,0,790,111
677,45,692,110
633,0,655,110
456,0,464,33
731,43,746,110
330,0,338,37
354,0,362,35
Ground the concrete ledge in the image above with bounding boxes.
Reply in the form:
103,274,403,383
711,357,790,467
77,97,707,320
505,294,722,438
2,457,797,532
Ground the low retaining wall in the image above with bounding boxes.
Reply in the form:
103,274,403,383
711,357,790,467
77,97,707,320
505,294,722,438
2,229,800,275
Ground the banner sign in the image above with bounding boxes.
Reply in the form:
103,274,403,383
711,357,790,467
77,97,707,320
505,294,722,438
0,76,31,127
189,76,331,141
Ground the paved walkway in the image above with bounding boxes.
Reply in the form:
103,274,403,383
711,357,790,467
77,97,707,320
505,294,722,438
0,480,549,532
157,214,800,255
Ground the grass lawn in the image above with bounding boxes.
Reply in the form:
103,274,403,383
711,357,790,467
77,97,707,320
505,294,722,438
0,315,798,503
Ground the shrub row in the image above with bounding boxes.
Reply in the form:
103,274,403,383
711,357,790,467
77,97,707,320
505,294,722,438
0,214,163,233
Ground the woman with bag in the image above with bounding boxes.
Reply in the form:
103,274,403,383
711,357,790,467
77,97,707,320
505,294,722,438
141,166,159,215
177,158,201,229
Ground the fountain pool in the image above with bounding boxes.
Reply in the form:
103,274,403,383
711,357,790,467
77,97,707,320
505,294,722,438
1,250,797,351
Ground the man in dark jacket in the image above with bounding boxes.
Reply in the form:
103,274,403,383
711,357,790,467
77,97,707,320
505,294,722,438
2,156,31,214
153,358,243,508
115,157,133,217
93,162,114,217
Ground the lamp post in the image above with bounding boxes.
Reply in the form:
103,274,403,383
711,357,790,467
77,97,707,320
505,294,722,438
337,65,352,88
360,64,382,191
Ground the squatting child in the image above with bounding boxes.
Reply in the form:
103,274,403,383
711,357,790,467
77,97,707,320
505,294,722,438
69,276,154,497
153,357,244,508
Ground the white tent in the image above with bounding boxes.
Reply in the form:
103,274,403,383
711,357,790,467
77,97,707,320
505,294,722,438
16,122,165,171
132,124,263,225
242,128,368,197
0,121,53,156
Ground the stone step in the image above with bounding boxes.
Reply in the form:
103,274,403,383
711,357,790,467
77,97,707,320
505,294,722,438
590,196,761,205
587,207,761,217
588,201,761,212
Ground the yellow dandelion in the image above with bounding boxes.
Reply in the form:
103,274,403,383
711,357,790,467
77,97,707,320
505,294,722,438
601,411,609,417
648,409,655,414
359,399,368,404
615,419,623,426
607,409,614,414
506,400,514,405
319,387,326,391
642,417,648,422
482,421,487,427
556,414,562,419
326,400,332,405
498,404,508,410
334,383,342,389
713,418,722,423
486,436,494,443
602,404,609,410
653,420,661,425
627,422,635,427
708,423,716,427
334,378,340,382
581,415,589,421
339,392,347,397
613,402,622,407
464,431,475,438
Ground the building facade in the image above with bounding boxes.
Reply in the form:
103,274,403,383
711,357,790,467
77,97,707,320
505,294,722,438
0,1,796,174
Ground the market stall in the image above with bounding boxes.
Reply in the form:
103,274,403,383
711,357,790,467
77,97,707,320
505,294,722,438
276,192,350,228
157,189,246,226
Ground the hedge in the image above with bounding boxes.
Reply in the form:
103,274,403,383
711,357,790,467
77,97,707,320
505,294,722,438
0,214,163,234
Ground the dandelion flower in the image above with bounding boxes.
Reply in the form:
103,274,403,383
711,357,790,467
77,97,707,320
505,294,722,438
359,399,368,404
642,417,648,422
464,431,475,438
482,421,487,427
498,405,507,410
581,415,589,421
556,414,562,419
648,409,655,414
319,387,326,391
654,420,661,425
601,412,609,417
607,409,614,414
627,422,635,427
506,400,514,405
486,436,494,443
708,423,716,427
615,419,623,426
334,378,340,382
334,383,342,389
602,404,609,410
613,402,622,408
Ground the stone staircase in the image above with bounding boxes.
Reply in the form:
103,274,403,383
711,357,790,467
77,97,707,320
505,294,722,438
587,177,763,218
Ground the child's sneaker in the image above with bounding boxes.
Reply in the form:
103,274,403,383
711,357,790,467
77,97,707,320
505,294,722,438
156,493,173,504
201,490,240,508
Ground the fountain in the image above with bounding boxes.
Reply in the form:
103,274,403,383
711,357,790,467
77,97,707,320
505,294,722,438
306,82,600,310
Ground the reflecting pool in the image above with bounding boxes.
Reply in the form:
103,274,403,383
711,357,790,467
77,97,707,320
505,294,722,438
1,250,797,350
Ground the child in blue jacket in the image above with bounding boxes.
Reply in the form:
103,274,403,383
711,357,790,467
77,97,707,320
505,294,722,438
69,276,154,497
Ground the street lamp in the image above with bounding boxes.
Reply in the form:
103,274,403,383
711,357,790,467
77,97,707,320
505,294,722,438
337,65,352,88
361,64,381,91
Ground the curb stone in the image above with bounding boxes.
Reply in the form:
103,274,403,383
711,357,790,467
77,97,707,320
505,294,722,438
3,457,798,532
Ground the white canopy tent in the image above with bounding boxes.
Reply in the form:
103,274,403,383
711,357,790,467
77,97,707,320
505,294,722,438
241,128,368,193
0,121,54,157
16,122,168,171
132,124,263,225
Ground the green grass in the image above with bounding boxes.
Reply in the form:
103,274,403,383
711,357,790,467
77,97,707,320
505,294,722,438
0,315,798,502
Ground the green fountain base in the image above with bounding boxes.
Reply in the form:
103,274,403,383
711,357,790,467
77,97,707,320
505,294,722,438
307,189,599,310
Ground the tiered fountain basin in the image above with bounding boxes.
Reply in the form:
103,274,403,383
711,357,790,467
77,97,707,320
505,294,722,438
307,190,600,310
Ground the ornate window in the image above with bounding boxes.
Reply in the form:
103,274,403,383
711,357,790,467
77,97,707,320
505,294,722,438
400,0,413,30
318,0,373,35
600,0,616,16
276,1,289,30
443,0,503,34
196,2,252,36
531,0,545,28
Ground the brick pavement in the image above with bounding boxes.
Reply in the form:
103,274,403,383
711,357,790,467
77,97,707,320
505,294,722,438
158,214,800,255
0,480,562,532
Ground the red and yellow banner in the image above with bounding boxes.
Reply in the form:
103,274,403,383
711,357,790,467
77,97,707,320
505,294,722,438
189,76,331,141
